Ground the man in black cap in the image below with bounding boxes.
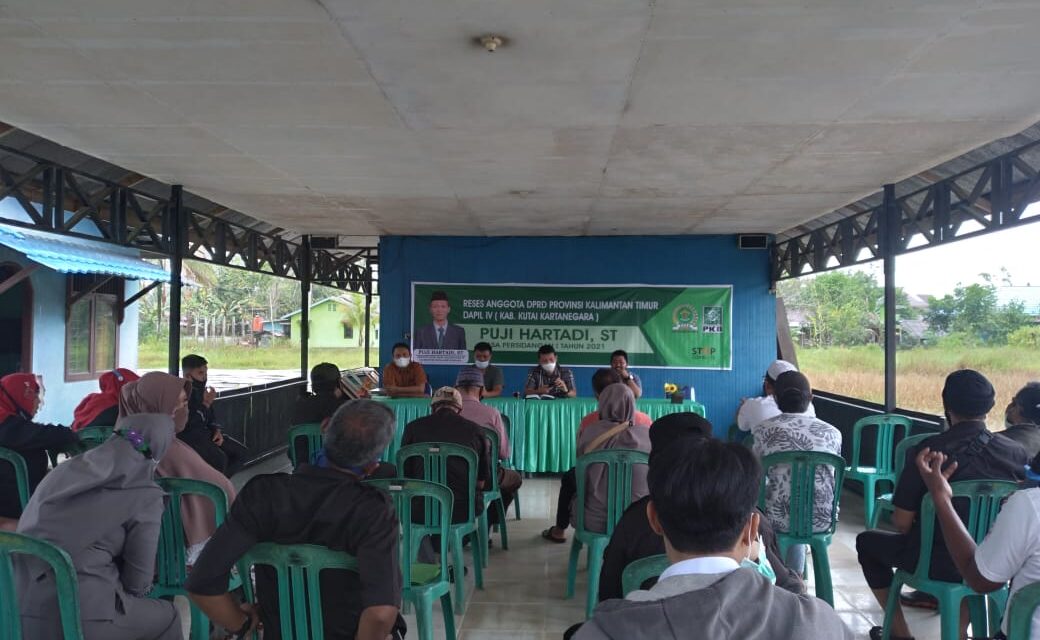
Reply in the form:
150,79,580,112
290,362,351,465
856,369,1028,640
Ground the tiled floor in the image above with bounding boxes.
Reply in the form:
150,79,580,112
232,458,960,640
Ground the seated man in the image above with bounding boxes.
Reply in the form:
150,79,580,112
544,369,652,544
186,399,405,640
856,369,1028,640
917,446,1040,639
598,412,805,602
400,387,491,524
752,370,841,574
471,342,505,397
180,354,249,478
456,368,522,531
524,344,576,398
70,368,140,431
736,360,816,432
1000,381,1040,458
381,342,428,398
291,362,350,465
575,438,851,640
610,350,642,399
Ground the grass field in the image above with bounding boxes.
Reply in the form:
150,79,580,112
797,345,1040,426
138,339,379,371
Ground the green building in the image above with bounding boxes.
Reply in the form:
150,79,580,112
281,296,366,348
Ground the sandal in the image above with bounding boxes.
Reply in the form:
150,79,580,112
869,625,915,640
899,590,939,610
541,527,566,543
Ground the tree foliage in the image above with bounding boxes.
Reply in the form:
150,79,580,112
924,276,1030,345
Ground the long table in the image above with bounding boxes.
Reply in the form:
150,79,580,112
377,396,705,473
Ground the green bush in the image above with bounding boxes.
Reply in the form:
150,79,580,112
1008,326,1040,349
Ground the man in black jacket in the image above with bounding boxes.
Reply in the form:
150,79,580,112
181,354,248,477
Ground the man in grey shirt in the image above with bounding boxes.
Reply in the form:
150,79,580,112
575,438,850,640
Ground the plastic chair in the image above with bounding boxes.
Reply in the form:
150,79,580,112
621,554,670,597
759,451,846,606
237,542,359,640
1008,581,1040,640
477,427,510,565
365,478,457,640
869,433,934,528
845,414,912,528
287,423,322,470
396,442,484,613
500,414,521,520
77,426,114,451
152,477,237,640
881,480,1018,640
0,531,83,639
0,446,30,511
566,448,650,619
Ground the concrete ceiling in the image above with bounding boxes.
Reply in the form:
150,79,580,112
2,0,1040,238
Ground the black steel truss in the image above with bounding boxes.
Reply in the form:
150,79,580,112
0,144,374,293
772,139,1040,282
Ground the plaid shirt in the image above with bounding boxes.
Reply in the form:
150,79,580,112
524,365,576,397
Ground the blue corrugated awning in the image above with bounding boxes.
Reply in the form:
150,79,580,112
0,223,170,282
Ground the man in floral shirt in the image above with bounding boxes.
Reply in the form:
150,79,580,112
752,371,842,575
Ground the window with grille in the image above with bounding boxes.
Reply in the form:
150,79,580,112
66,274,122,380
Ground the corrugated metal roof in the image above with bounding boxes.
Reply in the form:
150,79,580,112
997,286,1040,316
0,223,170,281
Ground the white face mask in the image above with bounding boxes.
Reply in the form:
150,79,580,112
474,360,490,370
394,357,411,368
541,362,556,374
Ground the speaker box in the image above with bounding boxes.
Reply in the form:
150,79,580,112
309,236,338,250
738,234,768,250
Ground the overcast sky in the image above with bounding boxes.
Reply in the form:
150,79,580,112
832,203,1040,297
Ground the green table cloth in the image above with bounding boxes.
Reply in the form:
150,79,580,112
521,398,706,473
377,396,526,467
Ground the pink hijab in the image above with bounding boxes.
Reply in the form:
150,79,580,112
119,372,236,546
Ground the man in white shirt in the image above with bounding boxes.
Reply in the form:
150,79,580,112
574,437,850,640
917,447,1040,640
737,360,816,432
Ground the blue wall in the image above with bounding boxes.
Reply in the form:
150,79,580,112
0,245,140,426
378,235,776,434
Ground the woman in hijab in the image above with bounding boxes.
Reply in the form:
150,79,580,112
0,373,80,522
15,374,183,639
122,372,237,565
1003,382,1040,458
573,383,652,533
71,368,140,431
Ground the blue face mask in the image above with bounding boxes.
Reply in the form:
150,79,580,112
740,535,777,583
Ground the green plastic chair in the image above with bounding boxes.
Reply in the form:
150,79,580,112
0,530,84,639
365,478,457,640
76,426,114,451
881,480,1018,640
478,427,510,565
152,477,237,640
845,414,912,528
237,542,360,640
287,423,322,470
0,446,30,511
759,450,846,606
566,448,650,619
501,414,521,520
869,433,934,529
621,554,670,597
396,442,484,613
1008,581,1040,640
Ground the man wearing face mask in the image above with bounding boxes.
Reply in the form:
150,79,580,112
856,369,1028,640
381,343,429,398
524,345,577,398
471,342,504,397
573,438,851,640
181,354,249,478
